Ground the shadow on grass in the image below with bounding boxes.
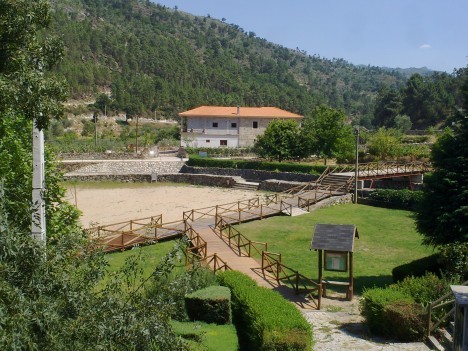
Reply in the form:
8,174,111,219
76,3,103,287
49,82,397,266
354,275,393,294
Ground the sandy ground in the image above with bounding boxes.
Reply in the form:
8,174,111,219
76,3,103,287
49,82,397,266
65,183,260,228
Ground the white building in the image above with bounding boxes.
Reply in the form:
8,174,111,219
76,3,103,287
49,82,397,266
179,106,303,148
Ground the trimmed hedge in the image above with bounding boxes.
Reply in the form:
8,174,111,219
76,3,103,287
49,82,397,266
392,254,441,282
367,189,423,210
187,156,327,175
360,287,414,336
217,271,312,351
185,286,231,325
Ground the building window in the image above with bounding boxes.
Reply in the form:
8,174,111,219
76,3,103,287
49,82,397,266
220,140,227,146
253,121,258,128
231,122,237,128
212,122,218,128
206,140,210,143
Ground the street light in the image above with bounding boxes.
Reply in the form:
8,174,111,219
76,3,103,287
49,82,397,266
353,127,359,204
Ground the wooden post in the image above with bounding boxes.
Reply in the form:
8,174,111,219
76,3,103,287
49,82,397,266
318,250,323,297
349,252,354,300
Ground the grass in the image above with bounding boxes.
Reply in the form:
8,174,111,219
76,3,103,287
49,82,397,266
171,321,238,351
100,240,185,288
235,203,433,293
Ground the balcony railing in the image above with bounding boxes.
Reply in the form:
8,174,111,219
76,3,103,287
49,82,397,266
182,128,238,135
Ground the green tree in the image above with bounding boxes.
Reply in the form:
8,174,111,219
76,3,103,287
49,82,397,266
301,105,354,164
373,86,402,128
394,114,412,132
415,120,468,246
254,119,304,162
366,128,402,161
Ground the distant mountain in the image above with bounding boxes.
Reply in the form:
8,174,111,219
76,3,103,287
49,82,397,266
48,0,438,126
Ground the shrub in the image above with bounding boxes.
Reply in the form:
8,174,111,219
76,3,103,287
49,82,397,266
438,242,468,281
393,273,449,306
382,301,426,341
360,287,413,336
368,189,423,210
218,271,312,351
392,254,441,282
185,286,231,325
187,156,327,175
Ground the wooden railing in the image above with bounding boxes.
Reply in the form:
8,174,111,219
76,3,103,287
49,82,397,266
262,251,322,310
427,280,468,338
89,214,163,239
183,197,260,221
328,161,432,178
184,222,231,274
89,215,194,252
214,217,267,258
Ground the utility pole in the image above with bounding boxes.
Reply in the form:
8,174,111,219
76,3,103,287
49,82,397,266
135,115,139,154
354,127,359,204
32,121,46,242
32,57,46,243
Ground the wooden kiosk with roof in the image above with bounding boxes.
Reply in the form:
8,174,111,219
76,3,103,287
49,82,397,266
310,224,359,301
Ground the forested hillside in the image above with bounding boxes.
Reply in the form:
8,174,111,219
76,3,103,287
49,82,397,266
48,0,465,128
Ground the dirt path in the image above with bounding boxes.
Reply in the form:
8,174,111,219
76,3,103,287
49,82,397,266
66,183,430,350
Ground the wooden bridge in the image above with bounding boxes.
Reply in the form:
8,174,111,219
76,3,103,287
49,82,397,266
88,161,430,309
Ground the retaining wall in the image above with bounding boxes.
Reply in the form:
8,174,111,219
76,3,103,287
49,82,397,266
180,165,318,182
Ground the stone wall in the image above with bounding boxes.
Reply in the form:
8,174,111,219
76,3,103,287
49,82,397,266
258,179,306,192
63,172,235,188
180,165,318,182
65,160,185,175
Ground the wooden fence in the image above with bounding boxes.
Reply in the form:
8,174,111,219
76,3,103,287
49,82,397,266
183,197,260,222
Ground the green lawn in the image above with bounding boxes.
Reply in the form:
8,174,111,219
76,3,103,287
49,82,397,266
171,321,238,351
235,204,433,293
100,240,185,288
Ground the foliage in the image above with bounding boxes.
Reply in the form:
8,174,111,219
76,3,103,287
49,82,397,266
437,243,468,281
393,273,450,306
185,286,231,325
381,301,426,341
301,105,354,164
392,254,441,282
0,204,188,350
146,256,219,321
368,189,423,210
254,119,304,162
366,128,402,160
217,270,312,351
373,70,466,129
415,106,468,246
0,0,66,130
186,155,327,174
361,273,453,341
360,287,414,337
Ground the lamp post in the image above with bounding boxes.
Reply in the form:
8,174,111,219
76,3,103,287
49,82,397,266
353,127,359,204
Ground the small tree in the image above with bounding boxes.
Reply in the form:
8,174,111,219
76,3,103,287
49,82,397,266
367,128,402,160
301,105,354,164
254,119,304,162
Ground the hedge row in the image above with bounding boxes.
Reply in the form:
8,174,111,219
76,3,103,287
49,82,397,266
217,271,312,351
187,155,327,175
185,286,231,325
367,189,423,210
360,273,450,341
392,254,441,282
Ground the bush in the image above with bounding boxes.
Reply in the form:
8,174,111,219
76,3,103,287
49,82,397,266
187,156,327,175
382,301,426,341
368,189,423,210
217,271,312,351
392,254,441,282
438,242,468,281
360,287,413,336
393,273,449,306
185,286,231,325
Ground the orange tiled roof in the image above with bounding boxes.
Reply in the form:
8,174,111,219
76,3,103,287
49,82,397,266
179,106,303,119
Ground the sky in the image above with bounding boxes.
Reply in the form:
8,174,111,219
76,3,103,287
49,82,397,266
152,0,467,73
